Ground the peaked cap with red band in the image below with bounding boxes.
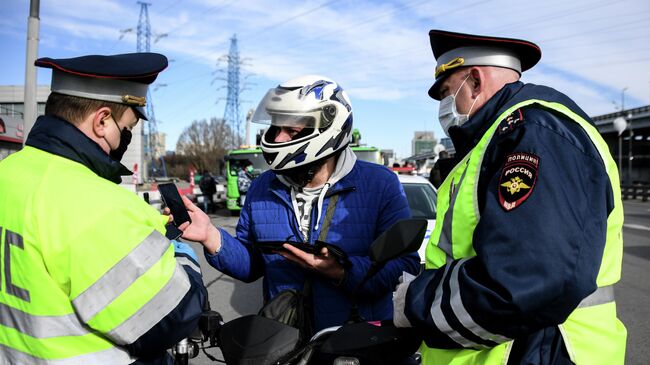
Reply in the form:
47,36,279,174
428,30,541,100
35,53,168,120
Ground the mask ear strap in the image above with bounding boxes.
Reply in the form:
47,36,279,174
467,93,480,116
453,74,472,98
103,114,121,151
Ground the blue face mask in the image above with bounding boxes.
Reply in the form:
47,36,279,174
437,74,479,137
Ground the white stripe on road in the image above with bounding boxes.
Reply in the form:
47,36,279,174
624,224,650,231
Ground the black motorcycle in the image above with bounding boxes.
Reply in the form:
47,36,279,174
173,218,427,365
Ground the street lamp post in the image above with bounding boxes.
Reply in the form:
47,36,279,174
621,88,634,184
22,0,40,145
621,87,630,184
613,116,627,183
627,109,634,185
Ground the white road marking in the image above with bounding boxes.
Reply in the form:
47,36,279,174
624,224,650,231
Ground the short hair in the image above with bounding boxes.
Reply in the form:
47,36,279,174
44,92,131,125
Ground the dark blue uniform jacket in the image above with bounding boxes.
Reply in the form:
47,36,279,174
404,82,615,364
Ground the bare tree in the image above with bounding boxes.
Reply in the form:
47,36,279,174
175,118,237,173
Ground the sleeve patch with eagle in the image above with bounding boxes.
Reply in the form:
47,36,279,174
498,152,539,211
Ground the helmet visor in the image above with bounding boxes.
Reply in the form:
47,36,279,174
251,87,337,129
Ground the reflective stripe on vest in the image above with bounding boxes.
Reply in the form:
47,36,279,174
72,230,170,322
0,344,133,365
107,261,190,344
421,99,625,365
177,256,202,275
429,259,510,349
577,285,615,308
0,302,88,338
0,231,190,349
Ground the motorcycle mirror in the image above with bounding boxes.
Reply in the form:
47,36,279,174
368,218,428,265
346,218,427,324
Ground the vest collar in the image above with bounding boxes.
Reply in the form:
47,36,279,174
26,115,132,184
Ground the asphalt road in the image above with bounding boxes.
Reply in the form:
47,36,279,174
183,200,650,364
617,200,650,364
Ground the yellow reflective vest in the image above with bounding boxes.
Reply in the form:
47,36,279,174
420,99,626,364
0,146,191,364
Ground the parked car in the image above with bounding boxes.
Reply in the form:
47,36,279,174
397,174,437,265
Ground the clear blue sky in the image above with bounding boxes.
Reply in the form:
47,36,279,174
2,0,649,158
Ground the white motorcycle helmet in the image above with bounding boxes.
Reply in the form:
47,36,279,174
252,75,353,183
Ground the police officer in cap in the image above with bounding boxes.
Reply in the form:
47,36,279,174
0,53,208,364
392,30,626,364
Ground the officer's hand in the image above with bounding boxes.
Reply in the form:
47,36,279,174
280,245,345,281
177,195,222,254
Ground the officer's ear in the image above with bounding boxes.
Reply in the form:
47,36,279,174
468,67,483,98
92,107,113,138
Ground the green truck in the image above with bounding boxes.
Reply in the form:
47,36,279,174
225,144,382,214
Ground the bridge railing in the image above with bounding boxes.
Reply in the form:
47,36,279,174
621,185,650,202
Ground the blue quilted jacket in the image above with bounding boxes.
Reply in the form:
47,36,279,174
205,160,420,330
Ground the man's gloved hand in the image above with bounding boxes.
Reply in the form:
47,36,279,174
172,240,198,262
393,272,416,328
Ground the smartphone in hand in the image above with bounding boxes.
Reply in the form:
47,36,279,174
158,183,192,227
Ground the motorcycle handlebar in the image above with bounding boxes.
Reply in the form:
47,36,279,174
173,309,224,364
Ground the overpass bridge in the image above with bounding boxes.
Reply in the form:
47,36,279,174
593,105,650,184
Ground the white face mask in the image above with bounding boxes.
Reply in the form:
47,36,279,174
438,74,479,137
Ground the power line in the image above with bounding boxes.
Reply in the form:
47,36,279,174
169,0,341,70
255,0,483,58
250,0,343,36
160,0,238,37
544,34,649,52
538,18,648,44
161,0,345,102
160,0,648,119
551,55,650,68
171,0,485,82
488,0,620,34
163,0,494,109
515,7,650,37
159,0,183,14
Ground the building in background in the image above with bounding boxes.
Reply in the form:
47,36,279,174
439,137,455,157
0,85,49,161
412,131,436,156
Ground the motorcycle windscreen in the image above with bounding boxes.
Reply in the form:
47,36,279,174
219,315,300,365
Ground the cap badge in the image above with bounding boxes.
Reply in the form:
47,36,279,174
435,57,465,78
121,95,146,106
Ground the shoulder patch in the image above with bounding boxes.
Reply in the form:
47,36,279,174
498,152,539,211
497,109,524,135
